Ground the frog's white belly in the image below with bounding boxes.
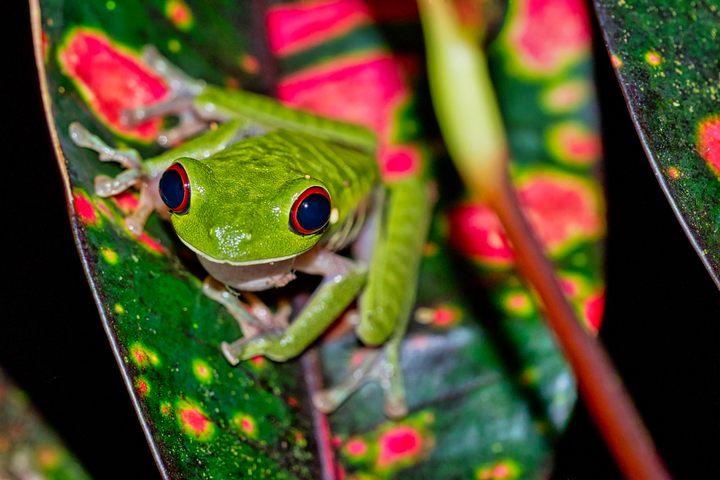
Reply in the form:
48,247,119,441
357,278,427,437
198,254,297,291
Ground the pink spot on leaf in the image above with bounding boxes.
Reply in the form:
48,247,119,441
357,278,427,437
241,419,254,433
409,335,431,351
241,54,259,74
506,0,592,76
698,116,720,175
583,291,605,333
136,379,149,396
345,438,368,457
73,190,98,225
493,464,511,478
266,0,371,56
448,174,603,265
276,54,420,180
645,51,662,66
165,0,194,31
350,350,369,367
548,122,602,165
138,232,167,255
41,31,49,62
434,308,455,325
57,30,168,141
508,294,529,310
377,425,422,468
559,277,580,298
250,356,266,368
111,190,139,214
94,199,114,220
181,407,209,435
379,144,422,180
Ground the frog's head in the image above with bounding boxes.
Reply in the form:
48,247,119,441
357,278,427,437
158,156,332,265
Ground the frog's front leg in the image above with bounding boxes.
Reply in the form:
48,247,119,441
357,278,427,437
69,123,159,233
202,277,272,338
71,119,250,234
221,249,367,364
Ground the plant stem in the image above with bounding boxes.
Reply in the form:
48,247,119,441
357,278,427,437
417,1,671,478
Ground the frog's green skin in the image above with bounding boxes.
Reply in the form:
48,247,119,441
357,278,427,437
71,49,432,418
173,130,378,265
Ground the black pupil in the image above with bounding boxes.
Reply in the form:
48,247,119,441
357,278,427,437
159,168,186,210
296,193,330,232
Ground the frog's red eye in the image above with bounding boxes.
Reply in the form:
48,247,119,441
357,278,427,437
290,187,331,235
159,162,190,214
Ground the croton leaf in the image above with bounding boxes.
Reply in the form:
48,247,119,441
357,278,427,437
31,0,604,478
594,0,720,288
0,368,90,479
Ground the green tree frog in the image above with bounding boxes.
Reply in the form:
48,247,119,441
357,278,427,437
70,46,432,418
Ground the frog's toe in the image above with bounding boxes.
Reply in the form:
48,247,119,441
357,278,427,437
311,349,379,414
384,391,408,418
221,334,282,365
156,116,207,146
94,169,142,197
94,175,116,197
312,345,408,418
221,341,240,366
140,45,206,96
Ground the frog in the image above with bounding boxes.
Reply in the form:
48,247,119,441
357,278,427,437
70,46,433,418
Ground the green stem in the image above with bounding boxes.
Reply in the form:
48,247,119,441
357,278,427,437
417,1,671,479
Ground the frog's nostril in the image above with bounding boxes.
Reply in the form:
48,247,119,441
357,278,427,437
160,162,190,214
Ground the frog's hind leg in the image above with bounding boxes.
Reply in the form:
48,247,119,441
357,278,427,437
315,176,433,418
312,328,409,418
121,46,217,145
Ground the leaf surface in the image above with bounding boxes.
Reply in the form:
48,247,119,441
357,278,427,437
33,0,605,478
595,0,720,287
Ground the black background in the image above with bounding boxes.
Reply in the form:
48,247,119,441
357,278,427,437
1,1,718,479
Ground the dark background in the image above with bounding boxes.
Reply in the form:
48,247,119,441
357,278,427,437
1,1,718,479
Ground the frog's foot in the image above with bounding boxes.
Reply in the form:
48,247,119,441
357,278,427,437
70,123,157,235
121,46,211,145
124,183,157,235
70,123,143,170
70,123,144,196
203,277,280,338
312,340,408,419
141,45,206,99
239,291,291,331
221,333,280,365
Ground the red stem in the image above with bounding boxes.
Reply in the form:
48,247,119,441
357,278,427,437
487,173,671,480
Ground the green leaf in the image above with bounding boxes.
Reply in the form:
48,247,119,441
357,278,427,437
594,0,720,288
0,369,91,480
32,0,605,478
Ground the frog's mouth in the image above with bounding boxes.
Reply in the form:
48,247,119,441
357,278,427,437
176,235,309,266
